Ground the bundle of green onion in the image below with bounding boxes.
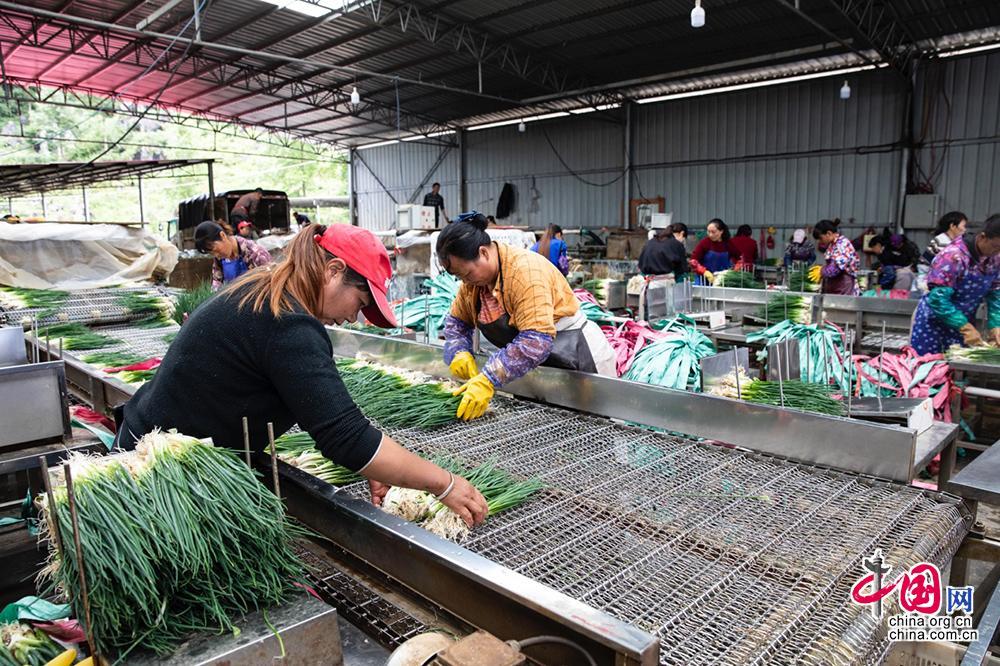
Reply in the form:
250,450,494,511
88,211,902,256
39,323,121,350
336,358,461,428
756,293,811,324
118,369,157,384
623,323,716,392
382,458,543,541
0,623,63,665
0,287,69,319
39,430,306,657
392,273,459,332
269,431,362,485
81,351,144,367
171,283,214,325
746,320,852,392
787,268,819,293
946,344,1000,365
708,369,844,416
714,270,764,289
116,292,174,328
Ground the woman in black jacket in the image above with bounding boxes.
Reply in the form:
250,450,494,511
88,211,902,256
121,224,488,528
638,223,689,279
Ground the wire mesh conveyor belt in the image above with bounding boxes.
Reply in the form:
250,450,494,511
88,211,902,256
0,285,178,327
335,397,969,666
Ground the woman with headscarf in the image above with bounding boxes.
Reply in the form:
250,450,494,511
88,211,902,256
784,229,816,267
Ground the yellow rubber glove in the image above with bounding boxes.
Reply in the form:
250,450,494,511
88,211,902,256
990,327,1000,347
960,322,985,347
703,269,715,285
452,373,494,421
808,264,822,283
448,351,478,381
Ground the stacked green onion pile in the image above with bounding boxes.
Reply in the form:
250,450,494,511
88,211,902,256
708,369,844,416
581,279,609,306
947,344,1000,365
714,270,764,289
38,323,121,351
116,292,174,328
39,430,306,657
382,458,543,541
336,358,461,428
393,273,459,332
171,283,214,325
0,287,70,320
746,320,852,392
269,431,361,486
756,293,811,324
623,319,716,392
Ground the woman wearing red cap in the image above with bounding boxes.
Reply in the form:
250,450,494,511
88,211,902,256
119,224,488,528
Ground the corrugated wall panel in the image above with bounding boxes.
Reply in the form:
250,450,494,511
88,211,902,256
464,115,625,227
633,69,905,232
914,51,1000,222
354,140,459,230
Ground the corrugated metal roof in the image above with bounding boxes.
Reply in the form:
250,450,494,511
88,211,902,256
1,0,999,148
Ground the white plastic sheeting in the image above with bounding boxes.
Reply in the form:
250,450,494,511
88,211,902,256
0,223,179,289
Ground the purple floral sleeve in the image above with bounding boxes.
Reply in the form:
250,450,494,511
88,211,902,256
927,242,969,288
211,260,223,290
242,237,272,268
483,330,553,386
443,314,474,364
557,248,570,276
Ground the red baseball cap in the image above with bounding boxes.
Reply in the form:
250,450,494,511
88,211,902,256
237,221,252,230
315,225,398,328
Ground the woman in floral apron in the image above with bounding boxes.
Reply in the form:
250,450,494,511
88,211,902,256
911,214,1000,355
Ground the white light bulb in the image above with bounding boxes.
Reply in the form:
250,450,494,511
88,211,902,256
840,80,851,99
691,0,705,28
350,86,360,105
517,120,526,133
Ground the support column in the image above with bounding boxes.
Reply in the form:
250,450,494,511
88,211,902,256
40,192,46,219
348,148,357,226
457,129,467,212
896,61,918,233
622,102,634,230
206,161,216,220
138,175,145,227
82,186,89,222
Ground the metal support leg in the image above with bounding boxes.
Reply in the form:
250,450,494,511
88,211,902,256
137,174,145,227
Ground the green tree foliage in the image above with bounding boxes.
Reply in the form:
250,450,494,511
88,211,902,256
0,93,348,232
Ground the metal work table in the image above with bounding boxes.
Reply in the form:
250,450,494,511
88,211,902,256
949,360,1000,453
947,438,1000,505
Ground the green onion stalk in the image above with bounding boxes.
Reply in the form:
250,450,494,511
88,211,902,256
39,430,307,657
947,344,1000,365
81,351,145,368
581,279,608,306
0,287,70,320
38,323,122,351
756,293,812,324
115,292,174,328
336,358,461,428
269,431,362,485
714,270,764,289
707,369,844,416
171,283,214,325
382,458,543,542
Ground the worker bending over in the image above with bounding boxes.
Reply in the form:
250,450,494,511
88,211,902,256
438,212,616,421
911,214,1000,354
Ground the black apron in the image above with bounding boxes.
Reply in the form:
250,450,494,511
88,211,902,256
476,244,598,373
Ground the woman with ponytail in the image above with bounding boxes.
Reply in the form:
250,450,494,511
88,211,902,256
119,224,488,528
